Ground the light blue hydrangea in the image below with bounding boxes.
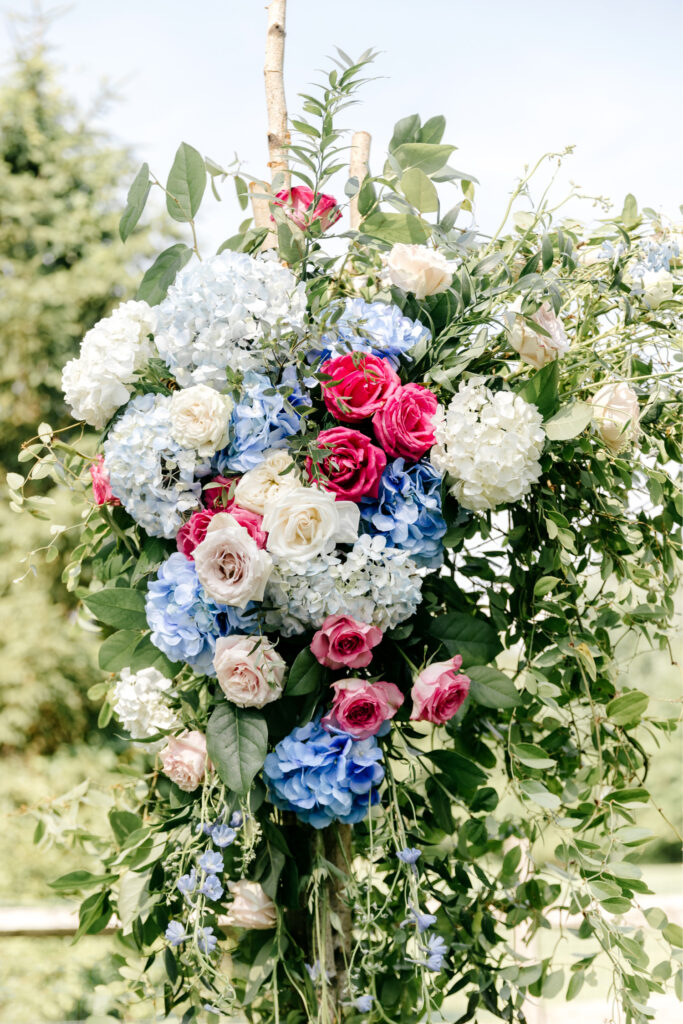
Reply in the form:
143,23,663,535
104,393,205,538
213,369,306,474
309,297,431,368
263,718,385,829
145,553,257,675
360,459,446,568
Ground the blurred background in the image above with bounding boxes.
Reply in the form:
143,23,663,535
0,1,680,1021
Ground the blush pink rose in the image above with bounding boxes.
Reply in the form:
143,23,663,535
177,508,218,559
203,475,238,510
306,427,387,501
322,678,404,740
273,185,341,232
410,656,470,725
321,353,400,423
310,614,383,670
90,455,121,506
159,730,209,792
373,383,438,461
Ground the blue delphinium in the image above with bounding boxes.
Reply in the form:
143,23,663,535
177,869,197,896
211,824,236,848
198,850,224,874
397,847,422,865
165,920,186,946
263,718,385,829
145,553,257,675
310,297,431,369
401,905,437,933
355,995,373,1012
214,369,306,474
360,459,446,568
197,926,217,954
200,874,224,901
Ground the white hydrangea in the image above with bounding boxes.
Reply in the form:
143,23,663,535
154,252,307,388
111,666,181,748
264,535,423,636
431,381,545,511
61,300,157,429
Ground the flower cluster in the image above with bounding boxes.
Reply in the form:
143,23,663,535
311,297,431,367
217,370,305,473
111,666,180,745
263,718,385,828
360,458,446,567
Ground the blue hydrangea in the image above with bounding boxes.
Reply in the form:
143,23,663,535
360,459,446,568
263,718,385,829
145,553,257,675
211,369,306,474
310,298,431,369
103,393,206,538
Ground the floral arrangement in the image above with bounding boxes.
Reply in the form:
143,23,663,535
12,40,683,1024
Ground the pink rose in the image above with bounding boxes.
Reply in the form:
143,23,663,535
306,427,387,501
203,475,238,510
321,353,400,423
410,657,470,724
273,186,341,232
159,730,209,792
90,455,121,506
226,506,268,549
310,614,383,670
177,508,218,559
322,678,404,739
373,383,438,461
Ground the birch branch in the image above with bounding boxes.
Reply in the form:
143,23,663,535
264,0,290,190
349,130,371,230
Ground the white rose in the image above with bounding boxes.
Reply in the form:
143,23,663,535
641,269,674,308
233,448,303,515
590,382,640,455
386,243,454,300
170,384,233,457
193,513,273,608
506,300,569,370
213,635,285,708
221,880,277,930
263,486,359,565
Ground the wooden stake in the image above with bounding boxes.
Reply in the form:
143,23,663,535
349,131,371,230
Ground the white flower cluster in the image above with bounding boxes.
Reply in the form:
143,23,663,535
61,300,157,429
111,666,180,748
154,252,307,388
264,534,423,636
431,381,545,511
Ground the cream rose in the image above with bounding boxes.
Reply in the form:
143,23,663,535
262,486,359,565
214,634,286,708
641,269,674,309
222,880,277,930
506,299,569,370
590,382,640,455
169,384,233,457
159,730,209,792
193,513,273,608
232,448,303,514
386,243,454,300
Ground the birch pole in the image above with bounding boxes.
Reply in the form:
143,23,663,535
349,130,371,230
264,0,290,190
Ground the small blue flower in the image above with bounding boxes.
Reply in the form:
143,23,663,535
360,459,446,568
397,848,421,865
355,994,373,1012
165,920,186,946
200,874,224,901
211,824,237,848
401,905,437,933
198,850,224,874
215,369,306,474
197,926,217,954
229,811,244,828
310,297,431,369
422,934,448,971
177,869,197,895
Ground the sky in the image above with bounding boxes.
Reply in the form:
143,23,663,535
1,0,681,252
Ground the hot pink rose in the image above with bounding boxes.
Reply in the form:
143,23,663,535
90,455,120,506
321,353,400,423
322,678,404,740
159,730,209,792
203,475,238,510
310,614,383,670
410,656,470,725
273,186,341,232
373,383,438,461
177,509,218,559
306,427,386,501
227,506,268,549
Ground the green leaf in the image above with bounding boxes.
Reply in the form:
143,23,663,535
401,167,438,213
393,143,455,175
136,243,193,305
621,192,639,230
541,233,554,270
517,360,560,419
117,868,152,932
607,690,649,726
109,810,142,845
84,588,148,630
128,634,180,677
49,870,115,893
425,750,487,797
520,779,560,811
206,701,268,796
566,971,585,1001
429,612,502,666
166,142,207,222
389,114,421,152
418,115,446,145
533,576,562,598
98,630,142,672
467,666,521,709
544,401,593,440
663,922,683,948
286,648,324,696
119,162,151,242
361,212,430,245
512,743,555,769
